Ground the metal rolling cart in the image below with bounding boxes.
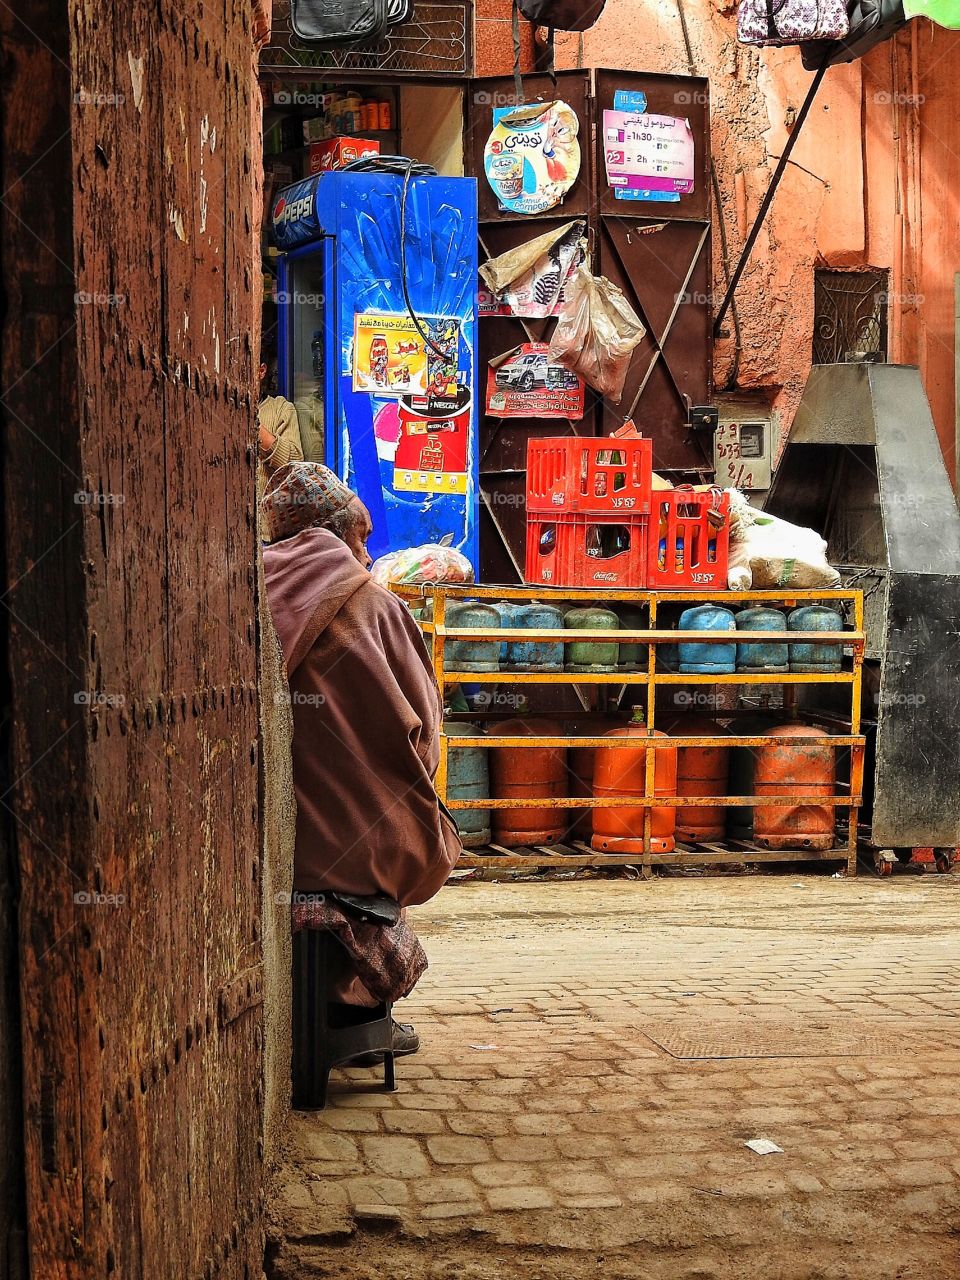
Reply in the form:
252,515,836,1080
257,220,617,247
391,582,866,878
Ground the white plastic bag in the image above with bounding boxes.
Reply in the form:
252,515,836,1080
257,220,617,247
726,500,840,591
370,543,474,587
547,265,646,403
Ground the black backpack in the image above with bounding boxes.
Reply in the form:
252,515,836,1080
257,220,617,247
516,0,608,28
511,0,608,97
799,0,906,67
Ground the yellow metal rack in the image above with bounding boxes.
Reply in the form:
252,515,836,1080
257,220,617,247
390,583,866,878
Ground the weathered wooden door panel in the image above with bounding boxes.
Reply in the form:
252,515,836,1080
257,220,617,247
2,1,265,1276
597,216,713,470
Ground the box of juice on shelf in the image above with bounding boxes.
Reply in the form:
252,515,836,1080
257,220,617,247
307,137,380,174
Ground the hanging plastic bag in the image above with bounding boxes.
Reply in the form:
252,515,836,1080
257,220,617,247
370,543,474,587
479,220,587,318
547,265,646,403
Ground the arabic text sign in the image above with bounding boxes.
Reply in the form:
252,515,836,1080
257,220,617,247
602,110,695,197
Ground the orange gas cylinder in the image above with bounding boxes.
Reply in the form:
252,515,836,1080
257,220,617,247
564,715,627,840
753,724,835,850
664,714,731,842
591,709,678,854
490,718,567,845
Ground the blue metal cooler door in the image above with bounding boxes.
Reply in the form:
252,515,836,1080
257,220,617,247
329,172,479,567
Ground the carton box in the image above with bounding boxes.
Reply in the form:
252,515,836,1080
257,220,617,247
307,137,380,174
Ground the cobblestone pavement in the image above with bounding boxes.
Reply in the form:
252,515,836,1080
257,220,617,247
268,873,960,1279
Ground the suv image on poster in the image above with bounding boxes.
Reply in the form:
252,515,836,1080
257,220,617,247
486,341,586,420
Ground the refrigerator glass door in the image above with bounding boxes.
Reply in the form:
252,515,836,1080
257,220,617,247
286,254,326,463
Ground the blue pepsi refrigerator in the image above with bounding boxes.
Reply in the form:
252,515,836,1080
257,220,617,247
273,170,479,567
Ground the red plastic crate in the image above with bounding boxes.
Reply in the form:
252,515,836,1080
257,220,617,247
525,511,650,588
648,487,730,589
526,430,653,516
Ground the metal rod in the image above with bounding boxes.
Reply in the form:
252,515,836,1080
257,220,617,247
712,60,830,338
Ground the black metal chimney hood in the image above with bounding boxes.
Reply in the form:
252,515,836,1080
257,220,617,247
766,362,960,851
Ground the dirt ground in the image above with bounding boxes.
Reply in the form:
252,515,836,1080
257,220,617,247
267,870,960,1279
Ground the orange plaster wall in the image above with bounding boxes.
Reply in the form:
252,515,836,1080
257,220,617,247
475,7,957,477
913,24,960,479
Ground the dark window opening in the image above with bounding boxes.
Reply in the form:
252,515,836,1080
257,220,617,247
813,268,889,365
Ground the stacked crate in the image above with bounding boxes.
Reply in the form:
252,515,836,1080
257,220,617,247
525,434,729,590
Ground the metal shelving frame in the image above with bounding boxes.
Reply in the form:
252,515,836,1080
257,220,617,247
391,583,866,877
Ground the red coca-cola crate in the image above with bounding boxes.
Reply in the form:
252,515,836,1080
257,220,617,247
525,511,650,588
649,487,730,589
526,428,653,516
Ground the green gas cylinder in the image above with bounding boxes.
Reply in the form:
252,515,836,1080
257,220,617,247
564,605,620,673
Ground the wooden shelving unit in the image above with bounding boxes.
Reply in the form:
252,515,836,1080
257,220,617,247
391,583,866,878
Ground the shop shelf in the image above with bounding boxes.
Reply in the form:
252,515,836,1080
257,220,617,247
390,581,866,879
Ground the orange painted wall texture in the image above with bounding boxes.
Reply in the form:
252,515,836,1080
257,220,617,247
476,4,960,480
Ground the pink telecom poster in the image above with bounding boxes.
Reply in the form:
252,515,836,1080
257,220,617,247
602,110,695,202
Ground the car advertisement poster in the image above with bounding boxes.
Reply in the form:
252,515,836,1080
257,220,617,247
602,108,695,203
485,342,585,420
352,312,463,400
483,101,581,216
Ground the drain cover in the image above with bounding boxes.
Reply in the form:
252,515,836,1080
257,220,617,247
640,1020,960,1059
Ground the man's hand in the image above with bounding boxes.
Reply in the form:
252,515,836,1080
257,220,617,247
259,422,277,456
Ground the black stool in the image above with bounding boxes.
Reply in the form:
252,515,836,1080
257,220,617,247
291,926,396,1110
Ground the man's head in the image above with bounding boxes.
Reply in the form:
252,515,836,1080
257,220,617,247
259,349,278,400
326,496,373,570
261,462,372,567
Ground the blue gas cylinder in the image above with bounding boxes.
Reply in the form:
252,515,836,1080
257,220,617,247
491,601,519,663
424,599,502,672
444,722,491,847
788,605,844,673
736,607,788,673
505,602,565,672
678,605,736,674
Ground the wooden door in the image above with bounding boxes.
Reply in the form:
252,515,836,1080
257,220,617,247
1,2,265,1276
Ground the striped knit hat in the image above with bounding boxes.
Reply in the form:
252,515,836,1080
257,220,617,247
260,461,355,543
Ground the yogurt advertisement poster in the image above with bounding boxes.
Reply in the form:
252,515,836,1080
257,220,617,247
483,101,581,215
602,109,695,202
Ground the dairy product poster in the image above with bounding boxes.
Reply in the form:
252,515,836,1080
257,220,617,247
352,313,462,399
483,101,581,216
602,110,695,202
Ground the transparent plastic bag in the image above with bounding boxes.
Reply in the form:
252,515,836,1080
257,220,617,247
547,265,646,403
370,543,474,586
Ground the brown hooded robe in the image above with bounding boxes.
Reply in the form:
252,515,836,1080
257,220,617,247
263,526,461,906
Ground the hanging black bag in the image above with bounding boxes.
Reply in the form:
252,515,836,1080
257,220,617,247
515,0,608,28
799,0,906,66
290,0,390,45
510,0,608,100
386,0,413,25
